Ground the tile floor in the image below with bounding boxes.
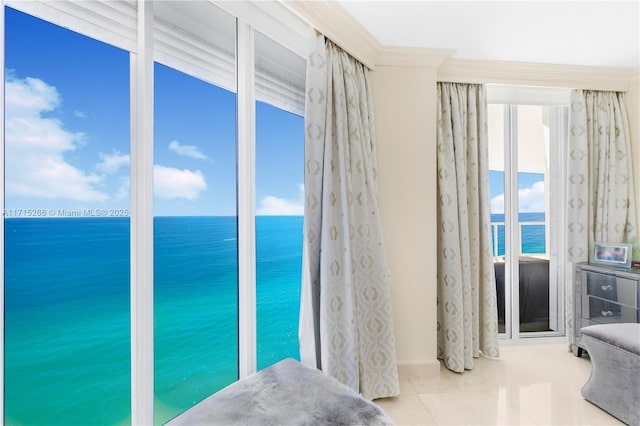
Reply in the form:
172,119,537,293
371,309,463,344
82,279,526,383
374,343,624,425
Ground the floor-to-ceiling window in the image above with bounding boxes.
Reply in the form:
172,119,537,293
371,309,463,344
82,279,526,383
3,7,131,424
2,1,307,423
152,4,239,424
255,30,304,370
487,86,569,339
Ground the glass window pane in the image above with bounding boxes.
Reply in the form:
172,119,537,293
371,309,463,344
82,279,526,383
153,5,238,424
254,32,304,370
517,105,548,255
4,7,131,424
255,100,304,369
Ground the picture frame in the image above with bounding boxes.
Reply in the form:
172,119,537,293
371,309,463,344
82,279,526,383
589,242,632,268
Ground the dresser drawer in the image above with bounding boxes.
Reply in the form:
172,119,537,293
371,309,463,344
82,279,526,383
585,274,638,306
582,295,639,323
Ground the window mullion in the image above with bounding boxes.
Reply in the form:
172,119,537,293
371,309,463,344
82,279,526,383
236,20,257,379
505,104,520,340
130,0,154,424
551,106,569,334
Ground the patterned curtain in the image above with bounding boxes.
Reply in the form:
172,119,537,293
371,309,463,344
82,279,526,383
436,82,500,373
299,32,400,400
566,90,637,338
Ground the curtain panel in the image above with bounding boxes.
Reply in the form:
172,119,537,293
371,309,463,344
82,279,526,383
299,32,400,400
436,82,500,373
566,90,637,338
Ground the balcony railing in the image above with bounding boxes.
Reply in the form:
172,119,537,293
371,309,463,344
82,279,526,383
490,220,547,257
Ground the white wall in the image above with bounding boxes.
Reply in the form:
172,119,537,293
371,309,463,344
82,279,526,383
372,65,439,370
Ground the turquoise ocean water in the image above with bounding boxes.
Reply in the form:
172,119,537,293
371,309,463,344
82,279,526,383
4,216,303,425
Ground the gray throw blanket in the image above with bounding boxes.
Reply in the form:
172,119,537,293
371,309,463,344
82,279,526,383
166,358,393,425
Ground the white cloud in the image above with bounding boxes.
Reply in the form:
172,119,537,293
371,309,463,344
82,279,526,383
519,181,546,212
257,184,304,215
5,75,109,201
5,75,59,117
490,180,545,213
169,140,208,160
154,165,207,200
490,193,505,214
74,110,87,119
97,150,130,174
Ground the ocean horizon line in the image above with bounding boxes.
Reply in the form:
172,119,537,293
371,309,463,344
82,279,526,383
3,214,305,219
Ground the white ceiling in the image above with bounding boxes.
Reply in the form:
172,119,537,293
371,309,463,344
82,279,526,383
335,1,640,68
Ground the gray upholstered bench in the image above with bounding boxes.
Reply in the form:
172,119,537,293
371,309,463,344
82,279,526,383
166,358,393,425
580,323,640,425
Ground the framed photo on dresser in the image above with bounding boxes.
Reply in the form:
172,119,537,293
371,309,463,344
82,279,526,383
590,242,632,268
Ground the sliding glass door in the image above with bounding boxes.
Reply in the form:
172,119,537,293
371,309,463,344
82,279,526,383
488,100,567,338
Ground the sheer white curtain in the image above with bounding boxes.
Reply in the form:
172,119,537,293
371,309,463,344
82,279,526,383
436,82,500,373
299,32,400,400
566,89,637,338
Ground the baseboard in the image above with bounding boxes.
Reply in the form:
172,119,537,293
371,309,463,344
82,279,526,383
397,360,441,380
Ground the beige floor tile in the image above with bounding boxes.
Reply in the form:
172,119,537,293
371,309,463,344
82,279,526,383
504,382,624,425
374,394,437,426
418,389,537,425
398,377,417,395
389,343,624,426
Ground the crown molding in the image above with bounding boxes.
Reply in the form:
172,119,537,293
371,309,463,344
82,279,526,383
281,1,453,70
376,47,455,68
438,58,634,92
279,1,637,86
282,0,381,69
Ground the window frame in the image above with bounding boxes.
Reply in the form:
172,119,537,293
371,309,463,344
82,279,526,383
130,1,154,423
236,19,258,380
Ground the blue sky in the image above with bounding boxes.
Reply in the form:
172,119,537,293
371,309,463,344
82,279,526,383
489,171,545,214
4,7,303,217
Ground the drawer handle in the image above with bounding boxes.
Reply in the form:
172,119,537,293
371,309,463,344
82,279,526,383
601,285,614,291
601,310,614,317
